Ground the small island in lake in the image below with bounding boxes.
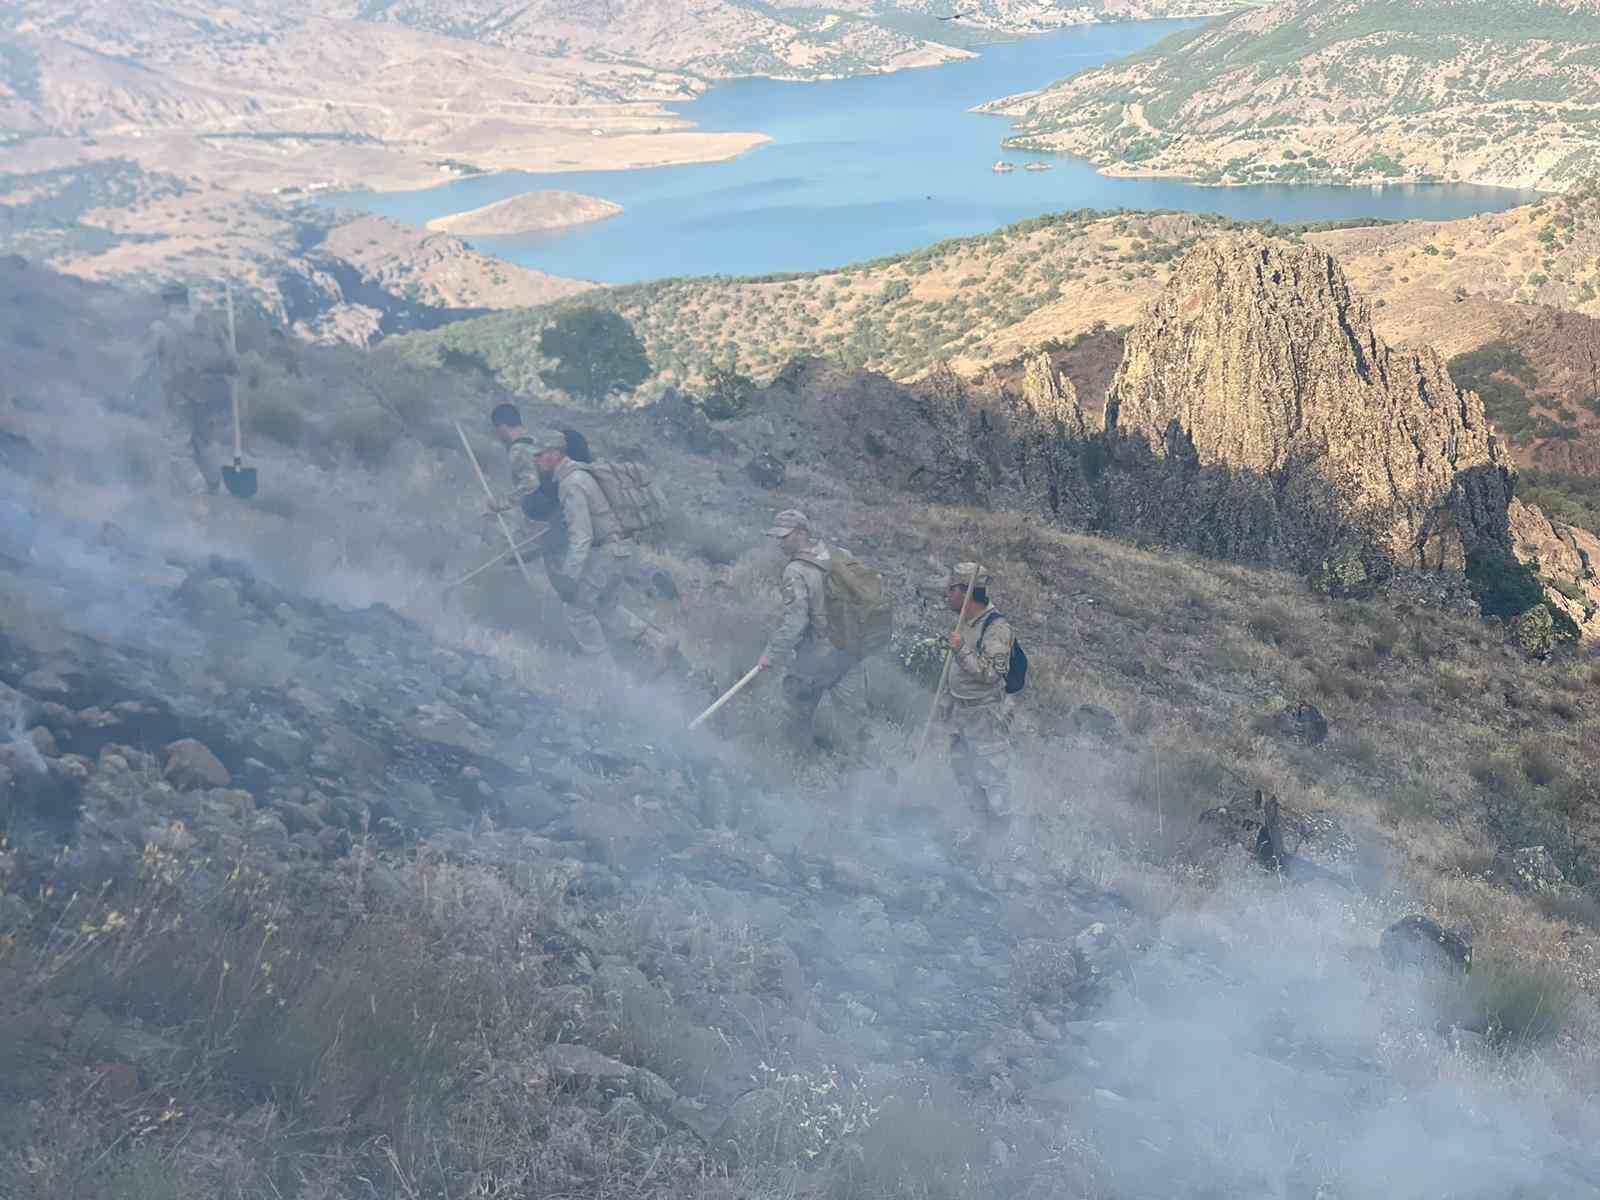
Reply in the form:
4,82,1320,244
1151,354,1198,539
426,191,624,236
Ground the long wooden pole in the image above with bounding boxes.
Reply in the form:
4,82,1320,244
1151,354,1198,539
225,283,241,461
454,420,538,591
689,663,764,731
445,527,550,590
916,561,982,756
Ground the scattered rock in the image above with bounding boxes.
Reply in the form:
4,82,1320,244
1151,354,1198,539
1379,915,1472,975
1310,538,1385,600
1491,845,1564,895
543,1043,633,1093
1269,699,1328,746
163,739,230,791
71,1006,181,1069
1071,704,1118,738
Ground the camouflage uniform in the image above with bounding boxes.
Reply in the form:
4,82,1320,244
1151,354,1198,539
764,512,871,757
519,434,670,661
938,566,1014,820
139,301,234,495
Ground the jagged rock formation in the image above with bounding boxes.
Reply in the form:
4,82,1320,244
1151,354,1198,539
1067,234,1600,638
994,353,1097,524
1099,234,1512,573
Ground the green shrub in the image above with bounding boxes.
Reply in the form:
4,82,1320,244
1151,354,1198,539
1464,548,1542,620
1453,955,1575,1048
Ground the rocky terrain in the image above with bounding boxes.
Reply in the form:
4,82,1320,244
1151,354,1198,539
426,190,624,236
981,0,1600,190
9,240,1600,1196
7,232,1600,1196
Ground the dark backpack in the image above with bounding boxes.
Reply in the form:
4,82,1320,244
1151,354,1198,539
978,611,1028,695
514,430,592,522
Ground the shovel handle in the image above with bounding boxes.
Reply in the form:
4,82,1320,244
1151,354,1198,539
916,561,981,756
225,283,242,460
689,663,764,730
455,421,537,591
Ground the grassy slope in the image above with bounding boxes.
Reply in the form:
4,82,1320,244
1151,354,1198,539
985,0,1600,190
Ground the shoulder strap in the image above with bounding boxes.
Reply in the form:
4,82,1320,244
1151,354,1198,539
977,610,1003,652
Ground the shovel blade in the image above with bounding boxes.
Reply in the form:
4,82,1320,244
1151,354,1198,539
222,466,258,498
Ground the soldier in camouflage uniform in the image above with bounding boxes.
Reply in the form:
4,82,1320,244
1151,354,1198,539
757,510,872,758
135,284,235,495
937,562,1014,823
490,406,675,668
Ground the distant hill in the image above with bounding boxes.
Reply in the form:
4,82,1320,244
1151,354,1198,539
981,0,1600,190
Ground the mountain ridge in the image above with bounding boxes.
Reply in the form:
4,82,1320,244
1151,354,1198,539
980,0,1600,191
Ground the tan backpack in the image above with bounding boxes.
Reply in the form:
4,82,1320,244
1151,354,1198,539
573,460,668,538
804,550,892,657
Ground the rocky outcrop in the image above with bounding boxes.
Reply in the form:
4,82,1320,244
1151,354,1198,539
1100,235,1512,574
1506,498,1600,634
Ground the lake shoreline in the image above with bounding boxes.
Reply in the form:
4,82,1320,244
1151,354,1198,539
323,16,1220,205
326,19,1541,286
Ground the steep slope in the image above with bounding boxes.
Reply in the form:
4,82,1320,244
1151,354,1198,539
3,255,1600,1197
982,0,1600,190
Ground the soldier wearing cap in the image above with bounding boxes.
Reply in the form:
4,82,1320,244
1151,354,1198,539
757,510,872,758
490,405,675,668
937,562,1014,823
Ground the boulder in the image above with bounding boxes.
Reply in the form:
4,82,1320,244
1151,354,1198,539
1070,704,1118,738
1379,914,1472,975
1267,699,1328,746
162,739,230,791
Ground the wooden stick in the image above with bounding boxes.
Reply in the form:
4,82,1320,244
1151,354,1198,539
445,527,550,589
455,421,538,590
688,663,764,730
225,283,241,461
916,561,982,756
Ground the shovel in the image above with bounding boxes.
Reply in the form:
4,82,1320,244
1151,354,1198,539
219,284,257,499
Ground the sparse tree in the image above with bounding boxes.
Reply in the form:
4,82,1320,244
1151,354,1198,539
537,307,651,405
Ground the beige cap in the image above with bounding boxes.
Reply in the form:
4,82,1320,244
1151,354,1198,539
947,562,990,589
530,429,569,452
766,509,810,537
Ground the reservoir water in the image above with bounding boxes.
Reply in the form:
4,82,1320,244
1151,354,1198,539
331,19,1539,284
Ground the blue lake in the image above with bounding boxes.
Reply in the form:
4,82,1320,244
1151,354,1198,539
331,18,1539,284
